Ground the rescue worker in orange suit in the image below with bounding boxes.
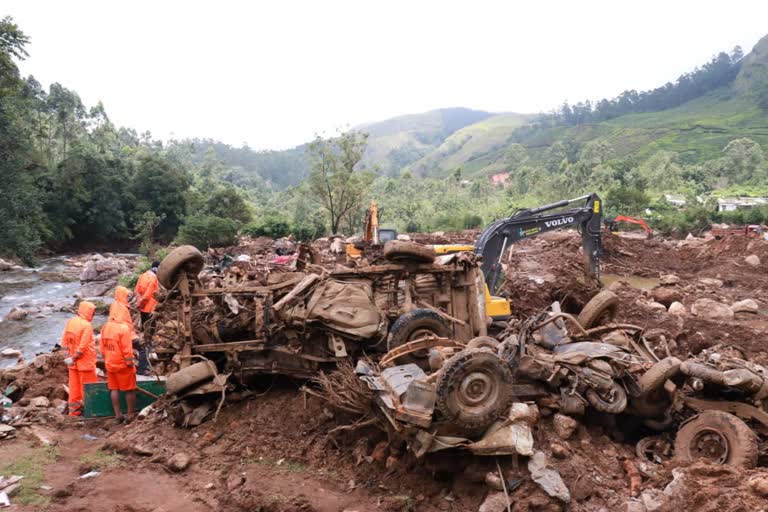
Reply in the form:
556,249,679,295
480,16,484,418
109,286,137,338
61,301,97,416
134,261,160,375
100,308,137,423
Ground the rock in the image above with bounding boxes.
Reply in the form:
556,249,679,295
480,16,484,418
659,274,680,285
396,234,411,241
663,468,686,496
484,472,504,491
552,413,578,440
79,282,115,298
745,254,761,267
4,307,28,321
731,299,759,314
640,490,664,512
1,348,22,358
166,453,191,472
607,280,624,291
620,500,647,512
226,473,245,491
668,301,687,317
51,399,67,413
371,440,389,462
0,258,14,271
528,451,570,503
647,301,667,312
691,298,734,320
30,396,50,408
478,492,511,512
133,445,154,456
748,476,768,497
550,443,568,459
651,287,682,306
698,277,724,287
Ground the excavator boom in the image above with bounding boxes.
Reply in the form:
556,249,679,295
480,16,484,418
474,193,602,294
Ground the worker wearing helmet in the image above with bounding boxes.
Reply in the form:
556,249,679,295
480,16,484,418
61,301,97,416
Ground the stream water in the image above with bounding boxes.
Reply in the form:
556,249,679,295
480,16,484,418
0,258,81,369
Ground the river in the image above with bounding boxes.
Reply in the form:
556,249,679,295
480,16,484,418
0,258,81,369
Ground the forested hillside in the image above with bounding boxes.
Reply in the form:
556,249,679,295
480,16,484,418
2,13,768,265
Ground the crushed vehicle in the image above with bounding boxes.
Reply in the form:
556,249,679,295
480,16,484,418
153,242,490,423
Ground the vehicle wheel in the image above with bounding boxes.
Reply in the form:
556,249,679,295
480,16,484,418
636,435,673,464
166,360,217,395
577,290,619,329
387,309,451,355
586,381,627,414
158,245,205,289
466,336,500,352
383,241,436,264
674,411,758,468
638,357,682,395
435,349,514,434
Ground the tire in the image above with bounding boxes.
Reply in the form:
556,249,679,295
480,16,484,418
158,245,205,289
674,411,758,468
636,435,672,464
166,360,217,395
638,357,682,395
466,336,501,352
435,349,514,434
578,290,619,329
383,241,436,264
586,381,628,414
387,309,451,353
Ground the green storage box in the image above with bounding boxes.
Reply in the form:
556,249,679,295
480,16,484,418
83,379,166,417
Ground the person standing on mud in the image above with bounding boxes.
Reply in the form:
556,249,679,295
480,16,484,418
100,309,137,424
134,261,160,375
109,286,137,339
61,301,98,416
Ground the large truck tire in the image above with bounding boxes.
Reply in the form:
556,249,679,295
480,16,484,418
435,349,514,435
383,241,436,264
158,245,205,289
166,360,217,396
578,290,619,329
387,309,451,351
674,410,758,468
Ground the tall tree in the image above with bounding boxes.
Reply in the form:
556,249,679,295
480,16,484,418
307,131,374,234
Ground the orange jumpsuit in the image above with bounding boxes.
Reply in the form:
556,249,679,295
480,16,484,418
100,316,137,392
134,270,159,314
61,301,97,416
109,286,137,339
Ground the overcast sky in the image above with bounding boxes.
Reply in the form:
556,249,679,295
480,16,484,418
4,1,767,149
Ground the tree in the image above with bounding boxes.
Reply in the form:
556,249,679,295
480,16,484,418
722,138,766,184
307,131,375,234
504,143,528,171
131,155,190,239
203,184,252,224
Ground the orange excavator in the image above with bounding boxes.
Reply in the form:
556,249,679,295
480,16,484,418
346,200,398,258
605,215,652,238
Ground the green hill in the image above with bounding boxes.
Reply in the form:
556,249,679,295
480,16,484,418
357,107,496,176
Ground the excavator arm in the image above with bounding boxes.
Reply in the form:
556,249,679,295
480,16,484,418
474,193,602,294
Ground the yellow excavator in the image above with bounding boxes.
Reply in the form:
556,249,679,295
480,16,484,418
435,193,603,320
346,200,398,259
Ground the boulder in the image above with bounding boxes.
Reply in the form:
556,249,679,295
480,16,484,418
166,453,191,472
5,307,28,321
748,476,768,497
668,302,687,317
30,396,50,408
528,451,570,503
659,274,680,285
226,473,245,491
0,258,14,271
79,282,115,298
620,501,647,512
479,492,511,512
552,413,579,440
731,299,760,314
1,348,22,358
698,278,724,287
745,255,761,267
646,301,668,312
651,287,682,306
640,490,665,512
396,234,411,241
691,298,734,320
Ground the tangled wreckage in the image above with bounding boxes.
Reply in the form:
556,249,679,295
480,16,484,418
152,238,768,489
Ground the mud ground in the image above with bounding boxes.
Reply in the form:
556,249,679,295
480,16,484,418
3,231,768,511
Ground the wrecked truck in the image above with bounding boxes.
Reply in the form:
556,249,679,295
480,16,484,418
154,243,489,394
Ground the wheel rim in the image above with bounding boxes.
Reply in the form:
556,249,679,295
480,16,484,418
690,428,729,464
597,386,620,404
407,329,439,359
457,371,498,413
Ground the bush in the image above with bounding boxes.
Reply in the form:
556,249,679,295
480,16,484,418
176,215,239,249
462,214,484,229
241,217,291,239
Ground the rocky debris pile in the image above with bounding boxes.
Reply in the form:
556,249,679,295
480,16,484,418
78,254,136,297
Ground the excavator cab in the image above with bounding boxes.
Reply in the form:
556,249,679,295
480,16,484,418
346,200,398,259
